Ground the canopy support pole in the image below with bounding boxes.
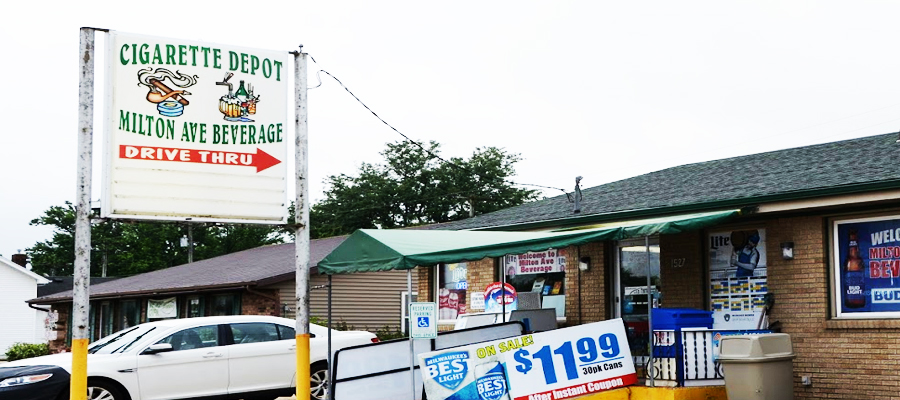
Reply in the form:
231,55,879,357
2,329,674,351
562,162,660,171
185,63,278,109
646,235,654,387
327,274,333,399
500,258,506,321
408,268,416,400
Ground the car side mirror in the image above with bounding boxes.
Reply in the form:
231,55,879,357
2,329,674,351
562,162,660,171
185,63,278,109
142,343,174,355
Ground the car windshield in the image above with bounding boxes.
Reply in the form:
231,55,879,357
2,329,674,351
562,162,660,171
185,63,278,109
88,325,157,354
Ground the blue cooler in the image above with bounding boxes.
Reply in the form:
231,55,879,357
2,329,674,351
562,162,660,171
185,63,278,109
651,308,713,330
651,308,714,366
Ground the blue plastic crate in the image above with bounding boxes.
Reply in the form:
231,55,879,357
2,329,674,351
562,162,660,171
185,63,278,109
651,308,713,330
652,344,677,358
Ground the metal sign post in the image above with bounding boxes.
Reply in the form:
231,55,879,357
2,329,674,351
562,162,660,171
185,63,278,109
293,49,311,400
71,27,294,400
409,302,438,339
409,301,437,400
71,26,100,400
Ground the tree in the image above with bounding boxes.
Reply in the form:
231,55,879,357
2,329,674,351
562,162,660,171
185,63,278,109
309,140,539,238
27,202,284,277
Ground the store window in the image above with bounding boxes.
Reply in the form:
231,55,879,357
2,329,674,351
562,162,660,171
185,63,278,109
186,296,204,318
118,300,141,330
147,297,178,321
98,302,113,339
436,263,467,322
88,304,97,342
831,215,900,319
211,294,241,316
503,249,567,316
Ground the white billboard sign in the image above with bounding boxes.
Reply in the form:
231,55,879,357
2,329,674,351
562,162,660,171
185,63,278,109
103,31,289,223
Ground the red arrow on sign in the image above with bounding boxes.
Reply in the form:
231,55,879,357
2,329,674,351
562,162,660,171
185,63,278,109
119,145,282,173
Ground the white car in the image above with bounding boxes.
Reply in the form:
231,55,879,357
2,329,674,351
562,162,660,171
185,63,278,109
0,315,378,400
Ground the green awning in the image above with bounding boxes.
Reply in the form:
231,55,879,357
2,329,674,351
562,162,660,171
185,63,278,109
317,209,740,275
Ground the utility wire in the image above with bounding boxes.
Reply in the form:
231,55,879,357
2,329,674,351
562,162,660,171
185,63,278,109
309,65,568,195
311,52,900,195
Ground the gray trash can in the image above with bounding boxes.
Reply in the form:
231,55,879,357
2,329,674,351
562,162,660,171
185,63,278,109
718,333,795,400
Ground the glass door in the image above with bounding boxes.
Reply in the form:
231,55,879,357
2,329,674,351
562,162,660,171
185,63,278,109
614,237,660,377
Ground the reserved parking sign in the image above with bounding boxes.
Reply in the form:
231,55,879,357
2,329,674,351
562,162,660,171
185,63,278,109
410,302,438,339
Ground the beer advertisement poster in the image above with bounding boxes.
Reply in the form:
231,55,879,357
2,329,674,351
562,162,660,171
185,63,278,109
833,216,900,317
708,229,768,329
103,31,289,223
417,319,636,400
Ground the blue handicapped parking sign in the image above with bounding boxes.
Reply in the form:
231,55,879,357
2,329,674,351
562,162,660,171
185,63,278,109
409,302,437,338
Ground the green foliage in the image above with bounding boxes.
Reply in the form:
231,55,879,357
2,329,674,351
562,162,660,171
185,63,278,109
307,140,539,239
27,202,285,277
5,342,50,361
310,317,406,341
311,316,353,332
373,325,407,341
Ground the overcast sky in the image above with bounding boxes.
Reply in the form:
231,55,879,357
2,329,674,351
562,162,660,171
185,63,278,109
4,1,900,261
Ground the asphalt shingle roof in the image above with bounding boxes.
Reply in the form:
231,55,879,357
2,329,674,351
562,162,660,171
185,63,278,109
434,132,900,230
33,132,900,301
33,235,348,303
38,277,121,297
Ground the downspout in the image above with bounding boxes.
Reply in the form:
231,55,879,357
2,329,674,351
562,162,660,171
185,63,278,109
577,246,582,325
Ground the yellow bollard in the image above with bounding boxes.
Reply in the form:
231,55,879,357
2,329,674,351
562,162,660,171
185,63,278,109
70,338,89,400
296,333,311,400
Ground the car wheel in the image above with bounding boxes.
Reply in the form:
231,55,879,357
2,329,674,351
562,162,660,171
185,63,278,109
87,379,129,400
310,362,329,400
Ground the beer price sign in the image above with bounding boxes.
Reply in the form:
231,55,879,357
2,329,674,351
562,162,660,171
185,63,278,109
102,31,289,223
418,319,636,400
834,216,900,317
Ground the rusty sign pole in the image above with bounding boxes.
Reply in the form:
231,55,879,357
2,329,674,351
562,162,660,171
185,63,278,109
293,48,311,400
71,26,97,400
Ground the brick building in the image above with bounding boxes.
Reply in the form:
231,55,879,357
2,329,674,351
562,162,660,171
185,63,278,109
382,132,900,399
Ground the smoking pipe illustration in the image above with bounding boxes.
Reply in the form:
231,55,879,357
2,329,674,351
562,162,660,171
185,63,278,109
146,79,190,105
